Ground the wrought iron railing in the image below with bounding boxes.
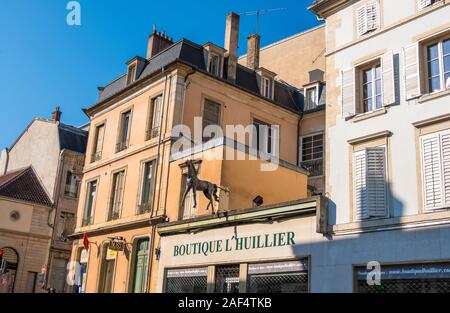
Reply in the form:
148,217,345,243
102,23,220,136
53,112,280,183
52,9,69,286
116,140,128,152
91,151,102,162
137,204,152,215
81,215,93,227
301,158,323,177
146,127,160,141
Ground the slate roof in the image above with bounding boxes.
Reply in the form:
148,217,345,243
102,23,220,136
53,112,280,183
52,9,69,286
58,123,88,154
91,39,309,114
0,167,53,207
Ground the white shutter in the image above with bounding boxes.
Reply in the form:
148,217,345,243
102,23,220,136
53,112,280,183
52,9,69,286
418,0,432,9
357,5,368,36
341,68,356,118
366,2,379,32
441,132,450,207
421,134,443,210
354,151,368,220
403,43,421,100
366,147,387,217
381,51,396,106
271,125,280,158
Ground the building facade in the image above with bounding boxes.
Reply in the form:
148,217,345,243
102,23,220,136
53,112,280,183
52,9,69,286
0,109,88,292
309,0,450,292
69,13,327,293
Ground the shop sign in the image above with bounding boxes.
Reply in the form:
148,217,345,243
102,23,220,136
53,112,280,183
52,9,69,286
173,231,295,257
108,240,124,252
356,263,450,280
106,248,117,260
166,267,208,278
248,260,308,275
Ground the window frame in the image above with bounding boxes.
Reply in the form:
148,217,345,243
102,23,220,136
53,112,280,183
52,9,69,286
300,132,324,178
116,108,133,152
359,61,383,113
146,95,162,141
107,168,127,221
208,53,221,77
423,37,450,94
303,84,320,111
82,178,98,227
64,170,80,198
201,97,223,142
261,76,274,100
127,64,137,85
91,123,105,163
137,158,156,215
252,118,279,157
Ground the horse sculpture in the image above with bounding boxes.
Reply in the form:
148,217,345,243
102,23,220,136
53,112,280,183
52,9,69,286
180,160,226,214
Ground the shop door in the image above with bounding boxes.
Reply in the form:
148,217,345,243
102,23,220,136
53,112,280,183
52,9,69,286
215,265,240,293
102,260,115,293
132,239,149,293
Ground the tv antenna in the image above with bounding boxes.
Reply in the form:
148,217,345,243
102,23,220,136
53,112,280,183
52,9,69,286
239,8,287,34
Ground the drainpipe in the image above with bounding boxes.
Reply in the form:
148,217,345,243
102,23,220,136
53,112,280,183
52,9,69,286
145,67,169,293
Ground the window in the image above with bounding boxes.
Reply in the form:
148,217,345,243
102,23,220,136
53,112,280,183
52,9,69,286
108,171,125,221
208,53,220,76
64,171,80,198
165,267,208,293
301,134,324,177
138,161,155,214
179,172,197,220
420,129,450,211
215,265,240,293
361,63,383,113
426,39,450,93
117,110,131,152
253,119,279,156
261,77,273,99
147,96,162,140
127,64,136,85
305,87,318,111
357,1,379,37
353,147,388,220
130,238,149,293
82,180,97,226
418,0,439,10
55,211,75,242
91,124,105,162
202,99,221,142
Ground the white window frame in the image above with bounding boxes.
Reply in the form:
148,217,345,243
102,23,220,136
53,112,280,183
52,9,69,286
304,85,319,111
360,62,383,113
253,118,279,158
208,53,221,77
261,76,274,100
424,38,450,94
83,179,98,226
300,132,324,178
127,64,137,85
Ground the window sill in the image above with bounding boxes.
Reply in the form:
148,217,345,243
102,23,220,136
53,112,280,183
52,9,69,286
351,108,387,122
417,88,450,104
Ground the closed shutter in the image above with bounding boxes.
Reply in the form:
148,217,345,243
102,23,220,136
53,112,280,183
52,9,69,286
440,132,450,206
152,96,162,129
366,147,387,217
381,51,396,106
403,43,421,100
354,151,368,220
95,125,105,154
271,125,280,157
357,6,368,36
418,0,432,9
341,68,356,118
366,2,379,32
421,134,442,210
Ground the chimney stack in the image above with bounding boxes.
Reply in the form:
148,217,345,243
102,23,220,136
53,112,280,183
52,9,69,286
224,12,240,82
146,27,174,59
247,34,260,71
52,106,62,122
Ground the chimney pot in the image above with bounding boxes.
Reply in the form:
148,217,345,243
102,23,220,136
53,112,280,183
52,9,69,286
224,12,240,82
247,34,260,71
147,29,174,59
52,106,62,122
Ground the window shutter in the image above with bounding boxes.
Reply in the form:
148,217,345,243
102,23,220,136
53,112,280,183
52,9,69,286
152,97,162,129
271,125,280,157
421,134,443,210
441,133,450,207
341,68,356,118
403,43,421,100
381,51,396,106
366,147,387,217
357,6,368,36
354,151,369,220
418,0,432,9
203,100,221,127
96,125,105,154
366,2,379,32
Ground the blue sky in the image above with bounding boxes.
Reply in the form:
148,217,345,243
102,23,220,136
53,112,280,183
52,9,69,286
0,0,321,149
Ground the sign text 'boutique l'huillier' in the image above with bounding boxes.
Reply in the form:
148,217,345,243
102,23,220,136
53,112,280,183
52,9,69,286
173,231,295,257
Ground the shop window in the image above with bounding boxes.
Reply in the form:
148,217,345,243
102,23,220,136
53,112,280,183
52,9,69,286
165,267,208,293
247,260,309,293
130,238,149,293
215,265,240,293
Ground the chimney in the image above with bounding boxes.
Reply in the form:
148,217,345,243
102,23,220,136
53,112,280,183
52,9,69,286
224,12,240,82
247,34,260,71
146,27,174,59
52,106,62,122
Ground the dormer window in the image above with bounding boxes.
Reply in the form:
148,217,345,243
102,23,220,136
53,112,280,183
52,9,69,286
203,42,226,78
256,67,276,100
303,83,321,111
261,77,273,99
127,64,137,85
209,53,220,76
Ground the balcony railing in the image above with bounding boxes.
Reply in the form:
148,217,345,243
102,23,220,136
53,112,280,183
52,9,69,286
107,209,121,221
301,158,323,177
146,127,160,141
116,140,128,152
91,151,102,162
137,204,152,215
81,215,93,227
64,184,78,198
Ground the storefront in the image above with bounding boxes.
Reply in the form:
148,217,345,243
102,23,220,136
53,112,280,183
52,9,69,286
155,198,324,293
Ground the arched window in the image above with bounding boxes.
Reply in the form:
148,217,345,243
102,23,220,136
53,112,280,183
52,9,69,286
130,238,149,293
0,247,19,293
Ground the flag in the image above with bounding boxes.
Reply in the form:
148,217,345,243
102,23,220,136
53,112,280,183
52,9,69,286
83,233,89,251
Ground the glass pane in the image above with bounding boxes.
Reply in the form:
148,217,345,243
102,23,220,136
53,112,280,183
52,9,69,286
215,265,240,293
443,39,450,55
429,76,441,92
375,79,382,95
428,59,440,77
374,65,381,79
444,55,450,72
427,43,439,60
363,69,372,83
376,95,383,109
445,72,450,89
